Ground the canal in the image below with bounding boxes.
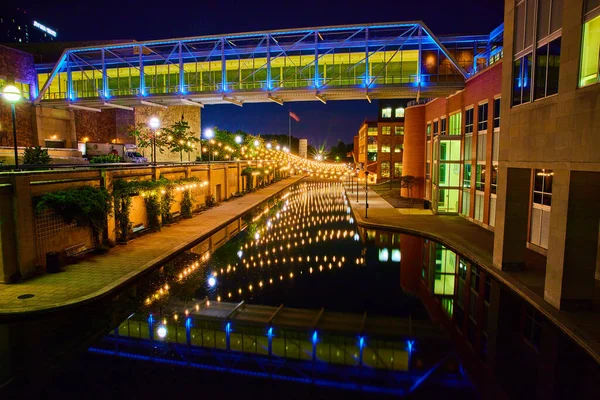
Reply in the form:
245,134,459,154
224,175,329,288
1,180,599,399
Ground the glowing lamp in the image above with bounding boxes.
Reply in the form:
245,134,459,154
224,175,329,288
204,128,214,139
157,325,167,338
253,139,260,147
208,276,216,287
235,135,243,144
2,85,21,103
149,117,160,130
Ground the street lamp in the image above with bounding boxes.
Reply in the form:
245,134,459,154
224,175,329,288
364,171,370,218
253,139,260,148
235,135,242,144
148,117,160,165
204,128,214,163
2,85,22,169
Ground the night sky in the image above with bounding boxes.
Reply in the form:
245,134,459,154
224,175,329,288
8,0,504,146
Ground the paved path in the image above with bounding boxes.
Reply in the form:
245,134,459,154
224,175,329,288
346,184,600,365
0,176,305,316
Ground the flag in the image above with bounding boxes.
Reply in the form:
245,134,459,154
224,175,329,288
289,111,300,122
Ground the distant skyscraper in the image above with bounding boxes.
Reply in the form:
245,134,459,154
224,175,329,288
0,9,57,44
299,139,308,158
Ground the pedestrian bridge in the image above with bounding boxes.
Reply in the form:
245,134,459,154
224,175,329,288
34,22,503,110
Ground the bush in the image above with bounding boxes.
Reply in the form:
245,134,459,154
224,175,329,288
181,190,193,218
35,186,112,244
90,154,123,164
23,146,51,165
205,194,215,208
144,195,161,231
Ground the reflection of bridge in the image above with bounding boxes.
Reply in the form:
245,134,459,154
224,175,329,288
34,22,501,110
93,298,470,395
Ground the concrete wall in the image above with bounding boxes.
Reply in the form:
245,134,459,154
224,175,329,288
0,161,276,283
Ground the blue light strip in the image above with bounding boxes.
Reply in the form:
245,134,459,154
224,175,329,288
87,347,410,396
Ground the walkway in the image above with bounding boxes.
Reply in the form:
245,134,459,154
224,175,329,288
345,184,600,365
0,176,304,316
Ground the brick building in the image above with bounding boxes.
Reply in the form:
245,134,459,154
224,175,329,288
354,100,407,183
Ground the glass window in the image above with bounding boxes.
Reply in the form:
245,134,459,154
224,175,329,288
477,103,488,131
462,188,471,215
492,131,499,162
513,54,533,105
476,165,486,191
463,163,472,188
381,144,391,153
433,120,439,135
580,13,600,87
381,107,392,118
367,136,378,153
394,163,402,178
426,123,432,138
440,118,447,135
491,165,498,194
368,126,378,136
524,305,544,352
381,161,390,178
449,113,461,135
395,126,404,135
493,98,501,129
534,38,561,99
439,163,461,187
394,144,402,153
533,169,553,206
395,107,405,118
465,108,474,134
440,140,461,161
464,134,472,162
477,133,487,162
381,126,391,135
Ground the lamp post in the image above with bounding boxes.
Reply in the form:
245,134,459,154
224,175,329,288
149,117,160,165
364,171,370,218
204,128,214,164
2,85,22,169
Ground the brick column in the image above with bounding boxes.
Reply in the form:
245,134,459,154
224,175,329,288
10,175,37,278
402,104,426,198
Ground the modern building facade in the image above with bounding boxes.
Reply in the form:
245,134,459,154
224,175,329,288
355,100,407,182
494,0,600,310
403,59,502,223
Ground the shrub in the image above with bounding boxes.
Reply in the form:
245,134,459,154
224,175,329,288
144,195,161,231
35,186,112,245
23,146,51,165
205,194,215,208
181,190,193,218
90,154,123,164
160,189,175,224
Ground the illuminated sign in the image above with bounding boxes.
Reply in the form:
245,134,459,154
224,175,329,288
33,21,57,37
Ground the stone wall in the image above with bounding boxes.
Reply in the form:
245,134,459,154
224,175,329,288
134,105,202,162
74,109,135,144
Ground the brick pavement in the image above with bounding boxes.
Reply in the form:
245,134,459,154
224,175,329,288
346,184,600,365
0,176,304,316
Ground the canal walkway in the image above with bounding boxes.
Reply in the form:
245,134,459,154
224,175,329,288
345,184,600,365
0,176,305,317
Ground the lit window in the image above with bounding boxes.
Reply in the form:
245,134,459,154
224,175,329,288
476,165,486,191
381,126,391,135
426,123,432,138
380,161,390,178
449,113,461,135
381,144,391,153
395,126,404,135
580,13,600,87
381,107,392,118
533,169,553,206
395,107,405,118
394,144,402,153
367,126,378,136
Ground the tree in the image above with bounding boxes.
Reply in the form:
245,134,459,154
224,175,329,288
400,175,420,201
162,118,200,162
127,123,168,159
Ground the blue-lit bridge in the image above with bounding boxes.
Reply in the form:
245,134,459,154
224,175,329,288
34,22,503,110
